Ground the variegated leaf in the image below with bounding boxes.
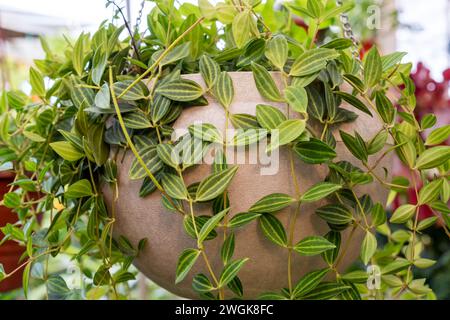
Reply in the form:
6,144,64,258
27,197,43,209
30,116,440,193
289,48,339,77
195,166,238,202
249,193,296,213
256,104,286,130
129,146,164,180
156,79,204,102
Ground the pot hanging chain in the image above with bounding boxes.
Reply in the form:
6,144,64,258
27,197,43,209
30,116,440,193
335,0,363,69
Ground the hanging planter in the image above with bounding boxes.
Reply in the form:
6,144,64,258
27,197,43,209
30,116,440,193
0,0,449,300
102,72,392,298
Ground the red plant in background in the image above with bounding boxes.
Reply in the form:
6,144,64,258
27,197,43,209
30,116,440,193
392,63,450,221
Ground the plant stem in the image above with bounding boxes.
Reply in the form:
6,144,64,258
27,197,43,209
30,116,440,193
188,198,223,299
109,67,184,216
287,201,301,297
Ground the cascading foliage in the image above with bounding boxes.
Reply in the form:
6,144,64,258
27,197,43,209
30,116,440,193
0,0,449,300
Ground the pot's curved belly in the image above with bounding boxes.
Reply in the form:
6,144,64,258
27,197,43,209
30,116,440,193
102,72,392,299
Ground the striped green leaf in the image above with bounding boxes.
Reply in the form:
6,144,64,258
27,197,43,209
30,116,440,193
306,85,325,121
195,166,238,202
50,141,84,162
231,113,259,129
65,179,93,199
368,130,388,155
340,131,368,163
259,213,287,247
156,79,204,102
123,110,152,129
316,204,353,225
334,91,371,116
157,143,180,169
361,231,377,265
291,72,320,88
227,276,244,298
113,80,149,100
230,129,268,146
258,292,288,300
364,46,382,87
321,231,341,265
160,42,191,66
321,38,353,50
375,91,395,125
219,258,249,288
425,125,450,146
265,35,288,70
199,55,221,89
294,138,336,164
192,274,214,292
175,248,201,284
267,119,306,152
343,74,365,93
414,146,450,170
284,85,308,114
94,83,110,109
198,208,229,245
221,233,235,265
92,49,107,86
251,62,283,102
307,0,323,18
213,71,234,109
249,193,296,213
72,33,85,76
69,80,95,109
324,83,337,120
289,48,339,77
162,173,188,200
23,131,45,143
151,95,171,124
418,179,443,205
256,104,286,130
129,146,163,180
2,192,21,209
183,215,217,241
301,182,342,202
381,52,407,72
232,10,252,48
371,203,386,227
228,212,261,228
294,236,336,256
188,123,223,143
381,259,411,275
341,271,369,283
390,204,416,223
293,268,329,299
300,282,350,300
237,38,266,67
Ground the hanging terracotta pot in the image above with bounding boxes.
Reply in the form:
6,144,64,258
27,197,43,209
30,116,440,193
0,171,25,292
103,72,392,299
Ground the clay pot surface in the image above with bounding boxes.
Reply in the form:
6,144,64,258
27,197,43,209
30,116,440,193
103,72,392,299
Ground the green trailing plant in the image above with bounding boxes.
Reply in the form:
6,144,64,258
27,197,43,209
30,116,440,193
0,0,449,300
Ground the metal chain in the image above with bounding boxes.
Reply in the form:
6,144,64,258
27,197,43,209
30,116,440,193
336,0,363,68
